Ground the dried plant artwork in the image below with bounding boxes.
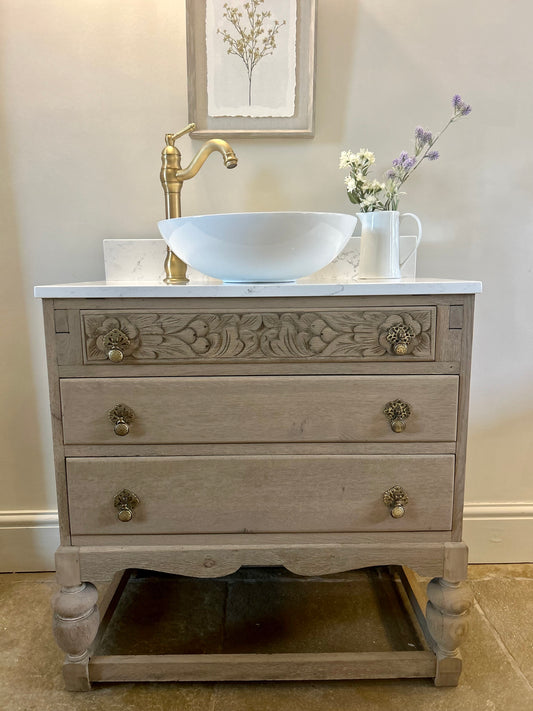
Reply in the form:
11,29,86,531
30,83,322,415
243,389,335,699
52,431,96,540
206,0,297,118
218,1,286,106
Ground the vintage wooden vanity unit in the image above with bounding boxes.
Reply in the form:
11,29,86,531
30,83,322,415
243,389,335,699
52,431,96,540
35,278,481,690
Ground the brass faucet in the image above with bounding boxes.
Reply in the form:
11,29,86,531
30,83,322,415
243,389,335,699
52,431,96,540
160,123,238,284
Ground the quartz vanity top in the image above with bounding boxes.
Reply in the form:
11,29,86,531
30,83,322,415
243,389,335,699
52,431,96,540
34,278,482,299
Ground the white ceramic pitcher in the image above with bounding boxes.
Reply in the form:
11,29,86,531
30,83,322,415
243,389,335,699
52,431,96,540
357,210,422,279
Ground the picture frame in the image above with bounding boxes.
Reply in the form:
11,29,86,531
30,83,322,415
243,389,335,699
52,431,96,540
186,0,317,138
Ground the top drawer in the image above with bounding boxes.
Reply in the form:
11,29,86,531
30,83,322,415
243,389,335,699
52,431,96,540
80,307,437,364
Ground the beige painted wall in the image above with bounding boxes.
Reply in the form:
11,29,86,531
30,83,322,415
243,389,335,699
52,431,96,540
0,0,532,563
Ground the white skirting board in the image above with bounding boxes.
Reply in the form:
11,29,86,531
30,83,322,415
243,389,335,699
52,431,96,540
1,506,532,572
0,511,60,573
462,504,533,564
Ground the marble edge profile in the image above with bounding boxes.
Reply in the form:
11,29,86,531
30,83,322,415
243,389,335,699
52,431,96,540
34,279,483,299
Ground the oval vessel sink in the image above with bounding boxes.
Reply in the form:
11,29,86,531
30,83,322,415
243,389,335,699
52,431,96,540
158,212,357,282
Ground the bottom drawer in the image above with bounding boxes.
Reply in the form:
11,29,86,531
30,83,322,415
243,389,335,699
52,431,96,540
66,455,454,535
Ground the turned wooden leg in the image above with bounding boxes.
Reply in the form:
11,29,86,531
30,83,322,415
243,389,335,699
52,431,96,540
426,577,473,687
52,582,100,691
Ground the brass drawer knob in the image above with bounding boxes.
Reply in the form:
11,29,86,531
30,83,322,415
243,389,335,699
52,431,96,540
384,399,411,433
386,324,414,355
102,328,130,362
383,485,409,518
113,488,140,522
108,403,135,436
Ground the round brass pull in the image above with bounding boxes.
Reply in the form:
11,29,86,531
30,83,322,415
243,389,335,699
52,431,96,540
383,485,409,518
386,324,414,355
102,328,130,362
384,399,411,433
113,488,140,522
108,403,135,436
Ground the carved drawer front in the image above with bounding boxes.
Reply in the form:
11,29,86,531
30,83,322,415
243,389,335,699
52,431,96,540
80,307,436,363
66,455,455,535
60,375,458,445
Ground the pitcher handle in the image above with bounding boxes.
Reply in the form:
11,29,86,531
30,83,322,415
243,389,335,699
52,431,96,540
399,213,422,268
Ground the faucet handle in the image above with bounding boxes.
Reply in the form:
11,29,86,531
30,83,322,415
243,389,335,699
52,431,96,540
166,124,196,146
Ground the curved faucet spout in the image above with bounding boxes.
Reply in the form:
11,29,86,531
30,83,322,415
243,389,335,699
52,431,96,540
176,138,238,181
160,129,238,284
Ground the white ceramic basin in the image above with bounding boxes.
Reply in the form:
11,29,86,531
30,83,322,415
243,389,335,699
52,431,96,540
157,212,357,282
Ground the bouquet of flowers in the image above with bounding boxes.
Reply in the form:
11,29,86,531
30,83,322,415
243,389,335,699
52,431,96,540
339,95,472,212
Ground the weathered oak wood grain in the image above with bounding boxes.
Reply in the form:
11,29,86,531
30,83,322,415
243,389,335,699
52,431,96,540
89,651,436,682
60,375,459,445
39,291,476,688
66,454,454,535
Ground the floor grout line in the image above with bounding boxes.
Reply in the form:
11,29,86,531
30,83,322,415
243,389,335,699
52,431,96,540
473,596,533,693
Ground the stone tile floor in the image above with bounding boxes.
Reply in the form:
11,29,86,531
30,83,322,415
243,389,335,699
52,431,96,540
0,564,532,711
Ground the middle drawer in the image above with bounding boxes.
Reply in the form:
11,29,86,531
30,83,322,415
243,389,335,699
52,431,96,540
60,375,458,445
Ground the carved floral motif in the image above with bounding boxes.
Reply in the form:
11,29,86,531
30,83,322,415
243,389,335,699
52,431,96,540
83,309,434,362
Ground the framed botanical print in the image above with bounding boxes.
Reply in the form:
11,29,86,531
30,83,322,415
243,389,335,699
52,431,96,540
186,0,317,137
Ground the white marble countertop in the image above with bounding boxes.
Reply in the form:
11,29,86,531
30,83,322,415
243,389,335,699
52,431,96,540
34,278,482,299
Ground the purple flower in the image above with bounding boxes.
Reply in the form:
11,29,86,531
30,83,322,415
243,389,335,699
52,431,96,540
415,126,433,145
392,151,416,172
453,94,472,116
340,94,471,212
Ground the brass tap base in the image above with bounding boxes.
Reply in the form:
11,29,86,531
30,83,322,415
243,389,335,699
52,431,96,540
164,277,189,285
164,247,188,284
